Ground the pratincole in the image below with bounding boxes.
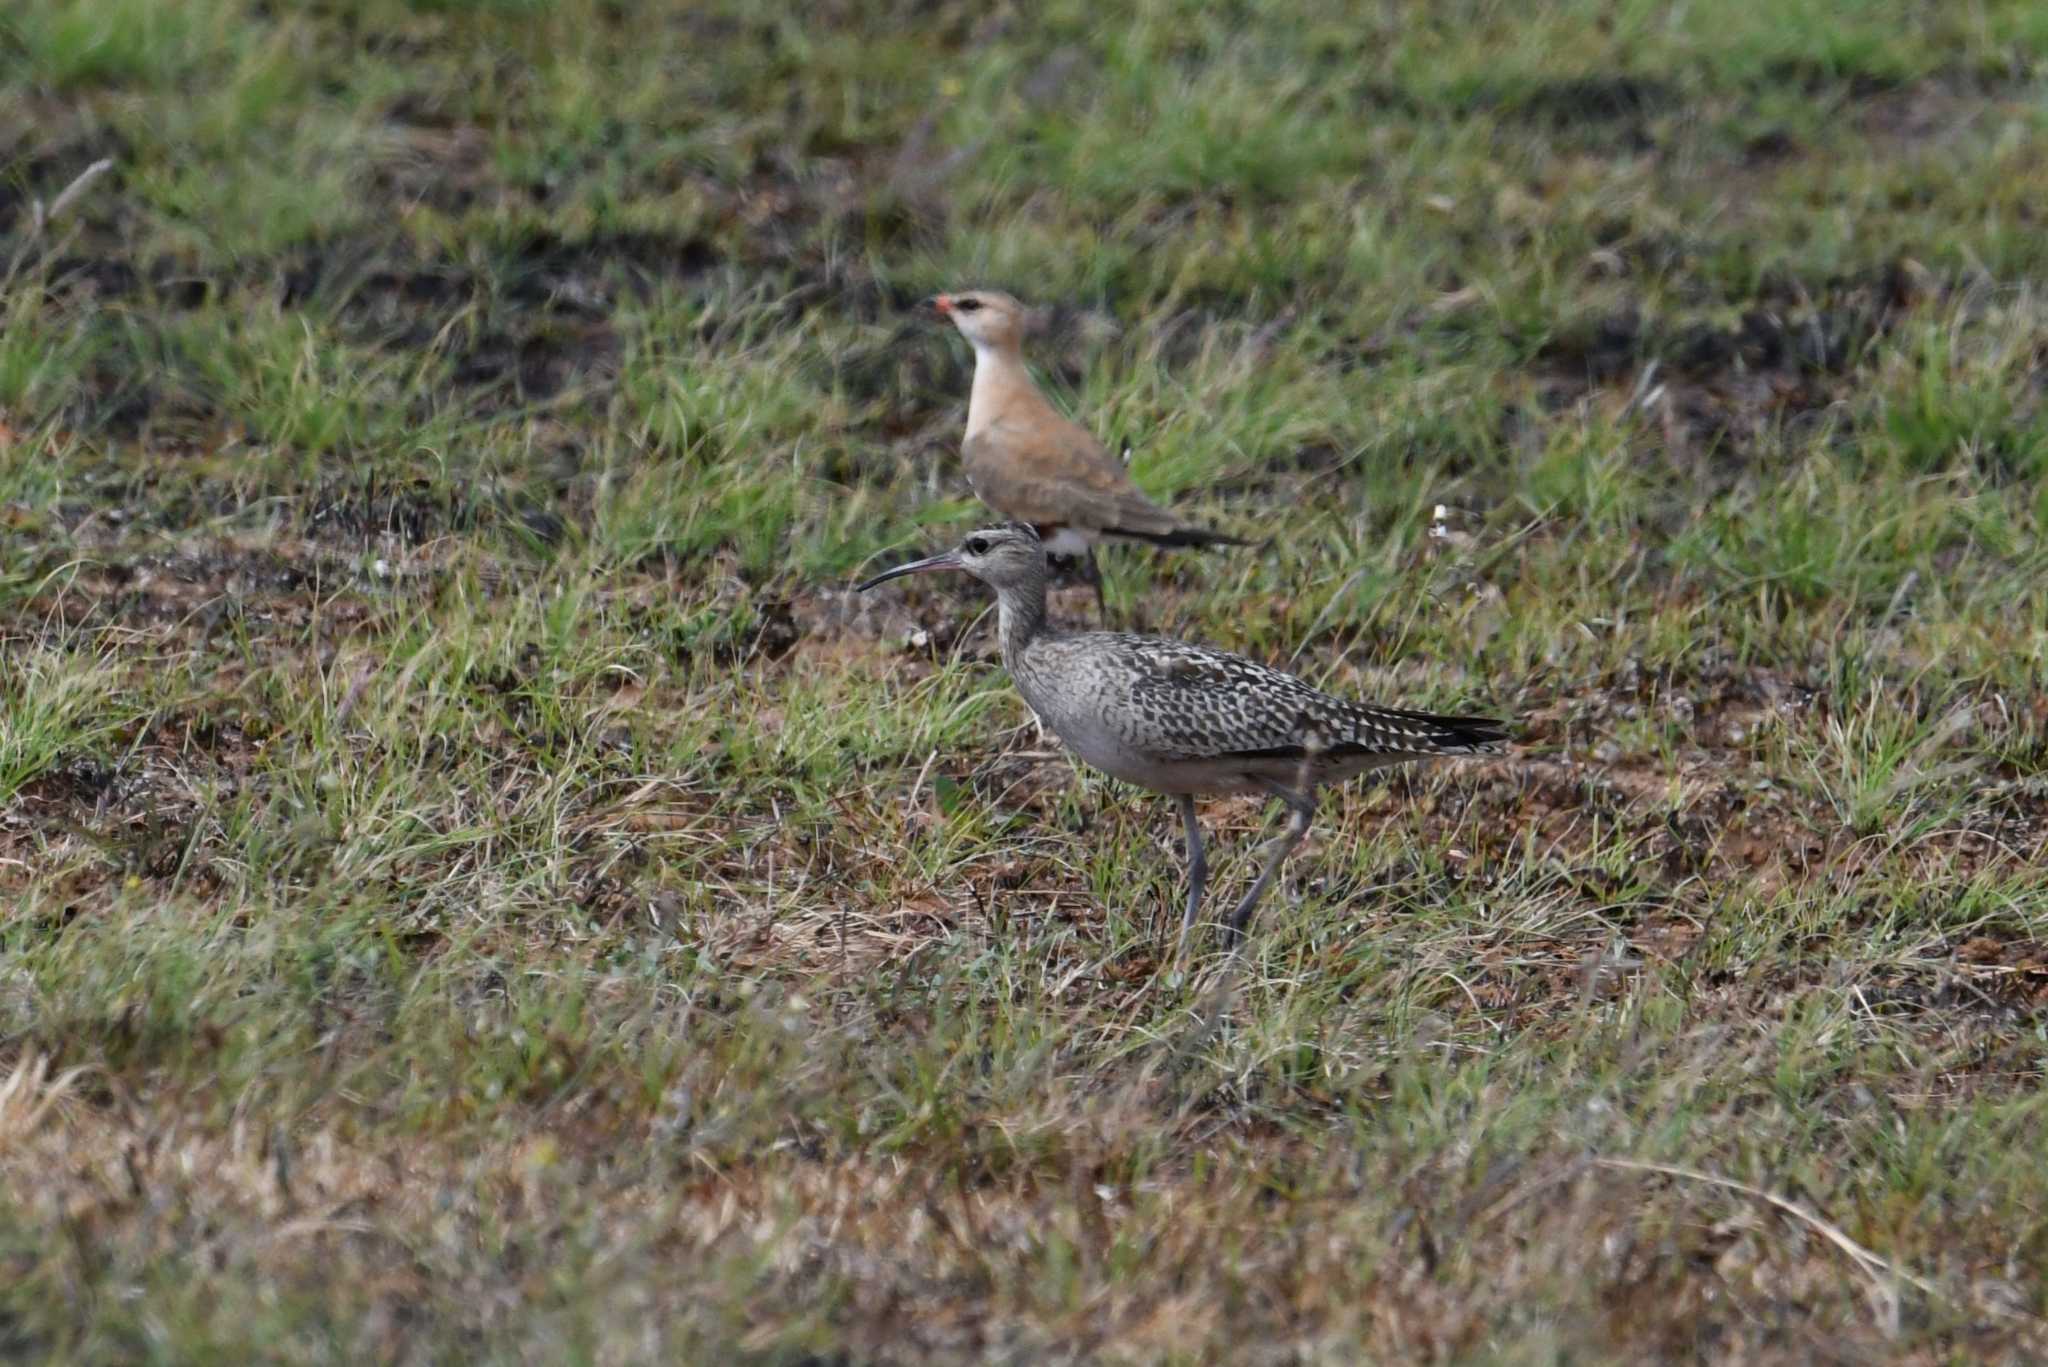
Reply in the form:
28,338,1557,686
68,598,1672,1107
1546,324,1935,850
921,290,1249,620
859,523,1509,951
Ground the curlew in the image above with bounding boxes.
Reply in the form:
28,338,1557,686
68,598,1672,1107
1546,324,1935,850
859,523,1508,949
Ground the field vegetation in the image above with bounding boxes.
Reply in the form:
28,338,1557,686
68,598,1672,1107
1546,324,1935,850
3,0,2048,1359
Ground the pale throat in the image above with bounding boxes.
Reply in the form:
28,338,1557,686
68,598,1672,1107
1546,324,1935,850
964,339,1032,441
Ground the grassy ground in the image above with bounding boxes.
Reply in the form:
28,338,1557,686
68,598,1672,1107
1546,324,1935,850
3,0,2048,1359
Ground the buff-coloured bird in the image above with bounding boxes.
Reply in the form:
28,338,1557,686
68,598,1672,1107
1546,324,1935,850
922,290,1249,619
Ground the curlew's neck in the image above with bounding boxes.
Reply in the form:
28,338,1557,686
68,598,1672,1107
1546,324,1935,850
992,566,1053,664
964,340,1041,442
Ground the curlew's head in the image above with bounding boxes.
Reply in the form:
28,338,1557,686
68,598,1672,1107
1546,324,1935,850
856,523,1046,595
919,289,1030,352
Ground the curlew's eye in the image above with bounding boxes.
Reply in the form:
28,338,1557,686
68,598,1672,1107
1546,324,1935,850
954,297,983,313
964,536,990,556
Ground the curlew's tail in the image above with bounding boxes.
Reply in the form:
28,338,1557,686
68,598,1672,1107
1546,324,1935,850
1419,712,1511,755
1339,705,1511,758
1223,706,1511,767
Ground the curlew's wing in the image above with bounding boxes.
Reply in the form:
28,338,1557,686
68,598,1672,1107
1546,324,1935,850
1110,638,1507,764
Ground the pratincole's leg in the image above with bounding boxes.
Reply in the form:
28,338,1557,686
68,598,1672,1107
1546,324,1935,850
1081,547,1110,626
1222,784,1317,947
1174,793,1207,955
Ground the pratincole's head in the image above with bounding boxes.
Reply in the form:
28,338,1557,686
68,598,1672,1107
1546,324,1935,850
856,523,1045,594
917,289,1029,350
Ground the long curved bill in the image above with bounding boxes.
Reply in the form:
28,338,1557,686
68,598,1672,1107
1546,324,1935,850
855,550,963,592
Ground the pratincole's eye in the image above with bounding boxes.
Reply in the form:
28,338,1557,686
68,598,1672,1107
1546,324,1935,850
964,536,989,556
954,297,983,313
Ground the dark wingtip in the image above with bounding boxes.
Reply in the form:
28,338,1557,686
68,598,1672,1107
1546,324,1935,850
1107,524,1259,551
1363,706,1513,756
1220,710,1511,767
1433,714,1512,753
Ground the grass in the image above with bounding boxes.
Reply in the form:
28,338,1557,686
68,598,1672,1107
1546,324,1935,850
2,0,2048,1359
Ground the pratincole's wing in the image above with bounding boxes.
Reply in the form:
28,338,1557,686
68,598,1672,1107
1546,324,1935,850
964,420,1247,548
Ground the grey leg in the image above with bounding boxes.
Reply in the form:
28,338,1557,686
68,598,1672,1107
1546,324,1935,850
1081,547,1110,625
1175,793,1207,954
1222,783,1317,946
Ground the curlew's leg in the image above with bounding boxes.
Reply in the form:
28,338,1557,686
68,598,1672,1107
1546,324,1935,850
1222,783,1317,946
1174,793,1207,954
1080,547,1110,626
